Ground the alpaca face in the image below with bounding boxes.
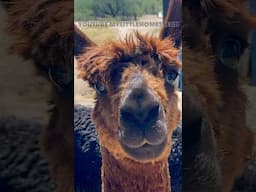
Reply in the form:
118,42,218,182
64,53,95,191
117,63,179,161
98,57,180,162
78,33,181,162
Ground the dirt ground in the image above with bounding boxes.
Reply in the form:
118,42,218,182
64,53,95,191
74,58,95,107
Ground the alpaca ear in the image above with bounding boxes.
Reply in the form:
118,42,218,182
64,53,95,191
75,25,103,86
159,0,181,48
74,25,96,57
199,0,256,28
77,46,108,87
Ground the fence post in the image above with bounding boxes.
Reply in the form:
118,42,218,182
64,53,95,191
251,0,256,85
163,0,170,19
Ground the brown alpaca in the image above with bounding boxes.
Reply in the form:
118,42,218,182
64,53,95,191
160,0,254,191
1,1,87,191
180,0,254,191
78,32,181,192
189,1,255,191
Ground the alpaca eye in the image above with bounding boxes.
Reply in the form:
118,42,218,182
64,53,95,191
49,65,72,87
165,70,178,84
219,38,242,65
95,83,106,94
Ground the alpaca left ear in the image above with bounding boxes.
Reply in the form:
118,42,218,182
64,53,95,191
74,25,96,57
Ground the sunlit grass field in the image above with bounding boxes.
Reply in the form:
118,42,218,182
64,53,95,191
80,27,119,45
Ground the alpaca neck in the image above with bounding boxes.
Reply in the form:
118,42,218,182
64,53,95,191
41,86,74,191
101,148,171,192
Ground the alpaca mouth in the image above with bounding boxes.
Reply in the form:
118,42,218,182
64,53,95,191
120,137,167,161
118,117,168,161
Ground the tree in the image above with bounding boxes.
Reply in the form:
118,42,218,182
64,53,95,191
75,0,162,21
93,0,123,17
74,0,95,20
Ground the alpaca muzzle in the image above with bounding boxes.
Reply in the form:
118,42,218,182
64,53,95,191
118,73,168,160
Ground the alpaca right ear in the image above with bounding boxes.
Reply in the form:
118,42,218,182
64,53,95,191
74,24,96,57
159,0,182,48
77,45,109,87
75,25,102,85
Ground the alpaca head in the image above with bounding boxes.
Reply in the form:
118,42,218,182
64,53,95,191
205,0,255,79
6,0,74,91
78,32,181,162
184,0,256,81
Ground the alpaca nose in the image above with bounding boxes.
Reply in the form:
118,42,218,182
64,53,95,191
120,87,160,127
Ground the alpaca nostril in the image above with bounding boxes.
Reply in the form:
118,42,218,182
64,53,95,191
145,103,160,123
120,108,140,125
120,102,160,127
120,85,162,129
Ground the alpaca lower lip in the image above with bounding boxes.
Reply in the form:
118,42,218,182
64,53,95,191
118,119,167,149
120,138,167,161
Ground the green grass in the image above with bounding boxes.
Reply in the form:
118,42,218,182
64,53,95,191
80,27,118,45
